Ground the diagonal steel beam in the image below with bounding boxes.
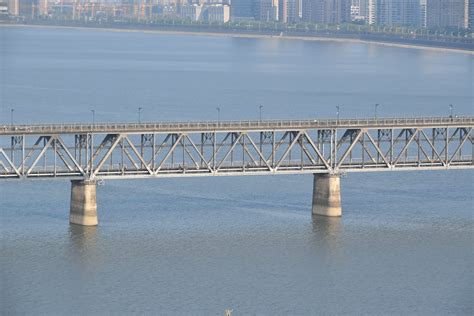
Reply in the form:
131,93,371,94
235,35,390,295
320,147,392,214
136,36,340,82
121,142,140,170
55,136,86,176
358,137,377,163
240,135,259,167
93,135,122,177
20,136,44,170
53,139,74,172
155,134,184,173
243,134,273,171
419,130,446,166
183,135,214,173
0,148,21,177
148,134,171,166
336,129,363,169
124,136,153,174
365,132,391,167
302,131,332,170
448,128,471,164
275,131,302,169
393,129,417,165
182,137,201,169
216,133,243,171
26,136,53,175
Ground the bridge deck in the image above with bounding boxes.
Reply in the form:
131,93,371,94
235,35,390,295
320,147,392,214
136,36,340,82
2,117,473,135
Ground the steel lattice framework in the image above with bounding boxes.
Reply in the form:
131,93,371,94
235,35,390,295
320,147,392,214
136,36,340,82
1,117,472,180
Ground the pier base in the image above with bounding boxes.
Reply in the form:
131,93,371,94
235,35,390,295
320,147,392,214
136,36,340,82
70,180,98,226
312,174,342,217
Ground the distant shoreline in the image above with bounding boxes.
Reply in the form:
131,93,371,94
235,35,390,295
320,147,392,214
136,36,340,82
2,23,473,55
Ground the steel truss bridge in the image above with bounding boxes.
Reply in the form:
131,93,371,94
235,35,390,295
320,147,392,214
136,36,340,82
1,117,473,181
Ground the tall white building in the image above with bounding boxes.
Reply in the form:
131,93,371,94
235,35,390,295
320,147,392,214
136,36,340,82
367,0,376,24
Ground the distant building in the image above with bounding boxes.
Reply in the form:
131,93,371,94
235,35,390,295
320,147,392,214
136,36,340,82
259,0,278,21
0,1,8,18
367,0,376,24
8,0,44,18
180,4,203,20
375,0,421,26
7,0,18,15
469,0,474,29
350,0,368,21
420,0,427,27
302,0,351,24
426,0,467,29
39,0,47,16
204,4,230,22
230,0,255,20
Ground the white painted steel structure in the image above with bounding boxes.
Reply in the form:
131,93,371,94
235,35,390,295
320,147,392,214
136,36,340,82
1,117,472,180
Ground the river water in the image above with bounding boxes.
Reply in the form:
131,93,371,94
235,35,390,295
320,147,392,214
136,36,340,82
1,26,473,314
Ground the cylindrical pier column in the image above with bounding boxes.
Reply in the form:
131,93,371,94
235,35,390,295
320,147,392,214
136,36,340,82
70,180,98,226
312,174,342,217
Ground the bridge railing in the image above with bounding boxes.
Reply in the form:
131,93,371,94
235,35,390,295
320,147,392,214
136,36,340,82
1,116,473,134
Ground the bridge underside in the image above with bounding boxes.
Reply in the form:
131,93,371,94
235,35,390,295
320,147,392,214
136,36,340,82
1,119,472,225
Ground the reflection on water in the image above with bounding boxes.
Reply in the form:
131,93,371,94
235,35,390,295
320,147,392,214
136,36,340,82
311,215,343,257
68,225,100,273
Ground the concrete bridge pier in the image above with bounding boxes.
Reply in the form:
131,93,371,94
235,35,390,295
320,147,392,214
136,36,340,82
312,174,342,217
70,180,98,226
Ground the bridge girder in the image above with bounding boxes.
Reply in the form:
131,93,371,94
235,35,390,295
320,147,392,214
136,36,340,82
0,123,472,180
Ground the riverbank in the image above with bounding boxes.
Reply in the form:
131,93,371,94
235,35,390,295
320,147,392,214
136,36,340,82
2,22,473,54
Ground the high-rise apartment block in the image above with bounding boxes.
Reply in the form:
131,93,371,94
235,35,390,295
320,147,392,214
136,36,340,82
204,3,230,22
469,0,474,29
259,0,278,21
230,0,255,20
376,0,421,26
365,0,469,28
302,0,351,24
426,0,467,29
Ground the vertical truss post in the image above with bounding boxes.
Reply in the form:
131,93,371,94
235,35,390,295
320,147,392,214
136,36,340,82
445,127,449,165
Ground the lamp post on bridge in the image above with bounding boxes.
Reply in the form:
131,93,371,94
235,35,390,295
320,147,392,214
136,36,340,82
138,107,143,124
216,107,221,124
449,104,454,118
91,110,95,126
375,103,379,120
259,105,263,122
10,108,14,126
336,106,340,122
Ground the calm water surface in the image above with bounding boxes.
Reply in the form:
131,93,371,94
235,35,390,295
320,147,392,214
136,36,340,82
1,26,473,314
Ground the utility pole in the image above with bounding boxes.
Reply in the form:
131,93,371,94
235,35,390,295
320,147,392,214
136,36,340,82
138,107,143,123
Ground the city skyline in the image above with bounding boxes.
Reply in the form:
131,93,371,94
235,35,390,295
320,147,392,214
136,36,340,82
2,0,472,28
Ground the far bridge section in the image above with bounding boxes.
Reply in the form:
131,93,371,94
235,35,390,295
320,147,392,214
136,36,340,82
1,117,473,225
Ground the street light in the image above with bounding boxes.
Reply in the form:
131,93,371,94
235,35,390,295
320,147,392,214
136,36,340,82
336,106,340,121
10,108,14,126
449,104,454,118
375,103,379,120
216,107,221,124
259,105,263,122
138,107,143,124
91,109,95,125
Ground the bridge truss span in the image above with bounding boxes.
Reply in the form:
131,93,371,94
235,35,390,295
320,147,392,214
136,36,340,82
0,118,472,180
